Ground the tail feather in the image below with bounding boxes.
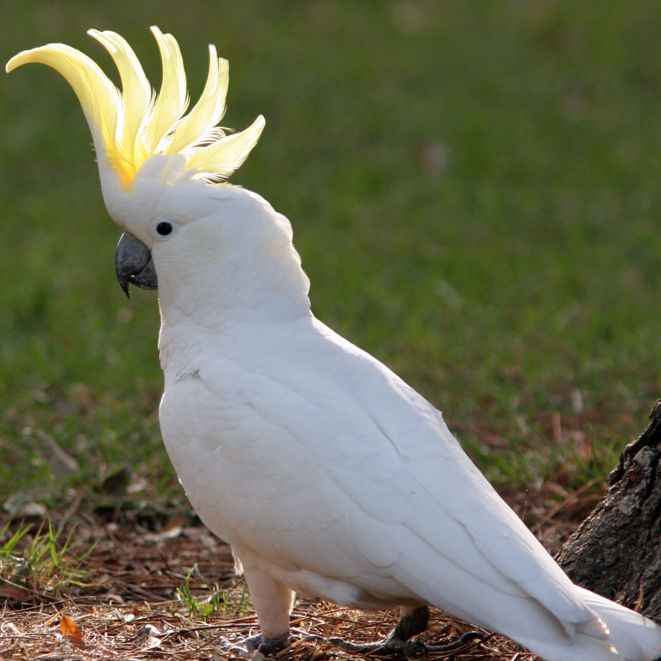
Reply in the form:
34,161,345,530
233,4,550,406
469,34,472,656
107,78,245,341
575,586,661,661
513,587,661,661
395,538,661,660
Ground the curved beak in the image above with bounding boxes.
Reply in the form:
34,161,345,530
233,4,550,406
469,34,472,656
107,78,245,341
115,233,158,298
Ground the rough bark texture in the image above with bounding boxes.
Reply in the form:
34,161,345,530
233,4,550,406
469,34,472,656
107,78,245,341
556,400,661,623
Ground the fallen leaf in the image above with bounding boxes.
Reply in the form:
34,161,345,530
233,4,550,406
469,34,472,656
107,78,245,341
60,615,84,645
0,579,32,602
144,515,184,542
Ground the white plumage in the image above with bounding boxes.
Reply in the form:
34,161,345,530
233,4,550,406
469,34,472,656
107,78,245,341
8,27,661,661
153,187,661,660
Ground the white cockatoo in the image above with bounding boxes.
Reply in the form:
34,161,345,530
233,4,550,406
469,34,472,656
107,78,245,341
7,28,661,661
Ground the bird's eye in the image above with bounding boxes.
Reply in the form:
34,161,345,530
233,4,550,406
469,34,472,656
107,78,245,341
156,221,173,236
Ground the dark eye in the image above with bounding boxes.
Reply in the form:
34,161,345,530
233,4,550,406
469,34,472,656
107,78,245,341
156,221,173,236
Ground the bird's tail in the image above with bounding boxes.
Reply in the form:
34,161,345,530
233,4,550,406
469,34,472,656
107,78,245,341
509,586,661,661
571,586,661,661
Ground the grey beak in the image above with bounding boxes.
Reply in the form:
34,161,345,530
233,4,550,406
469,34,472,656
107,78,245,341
115,233,158,298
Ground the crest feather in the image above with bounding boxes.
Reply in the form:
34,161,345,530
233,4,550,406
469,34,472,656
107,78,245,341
6,26,264,190
187,115,266,181
6,43,119,151
145,26,188,154
88,29,152,180
168,46,228,155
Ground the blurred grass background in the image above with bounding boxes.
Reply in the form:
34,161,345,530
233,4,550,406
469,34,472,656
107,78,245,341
1,0,660,511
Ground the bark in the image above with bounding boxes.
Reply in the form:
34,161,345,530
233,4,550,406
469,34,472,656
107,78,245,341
556,400,661,622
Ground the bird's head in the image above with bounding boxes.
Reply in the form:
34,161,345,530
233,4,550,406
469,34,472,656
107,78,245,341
6,27,265,297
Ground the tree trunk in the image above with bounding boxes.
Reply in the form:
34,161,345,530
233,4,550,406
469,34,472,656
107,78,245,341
556,400,661,622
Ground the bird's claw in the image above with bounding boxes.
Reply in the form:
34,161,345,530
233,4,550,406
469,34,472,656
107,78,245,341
245,634,263,652
218,633,292,659
302,629,485,659
246,632,291,656
423,631,487,654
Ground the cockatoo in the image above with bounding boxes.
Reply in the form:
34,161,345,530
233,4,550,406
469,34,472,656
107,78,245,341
7,27,661,661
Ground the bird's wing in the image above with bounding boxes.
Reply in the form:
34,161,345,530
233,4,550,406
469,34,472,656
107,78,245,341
160,317,602,636
310,321,605,634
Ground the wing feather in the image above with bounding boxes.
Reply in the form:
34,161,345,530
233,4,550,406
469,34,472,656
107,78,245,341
159,317,601,637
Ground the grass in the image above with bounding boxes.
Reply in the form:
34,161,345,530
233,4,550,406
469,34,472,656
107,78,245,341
176,565,253,620
0,520,93,591
1,0,660,513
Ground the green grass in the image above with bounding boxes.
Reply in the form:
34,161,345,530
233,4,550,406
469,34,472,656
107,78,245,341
176,565,252,620
1,1,661,508
0,520,94,591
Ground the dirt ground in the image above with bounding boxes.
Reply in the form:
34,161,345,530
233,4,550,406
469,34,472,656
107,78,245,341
0,484,599,661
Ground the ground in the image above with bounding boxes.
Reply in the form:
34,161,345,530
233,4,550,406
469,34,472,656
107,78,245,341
0,480,598,660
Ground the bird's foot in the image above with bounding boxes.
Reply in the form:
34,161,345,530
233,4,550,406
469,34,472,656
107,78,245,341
422,631,487,654
302,604,431,657
304,632,425,657
217,632,291,659
246,632,291,656
304,630,485,658
218,605,485,659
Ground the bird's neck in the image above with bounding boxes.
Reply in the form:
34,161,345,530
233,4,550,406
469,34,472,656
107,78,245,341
153,198,312,375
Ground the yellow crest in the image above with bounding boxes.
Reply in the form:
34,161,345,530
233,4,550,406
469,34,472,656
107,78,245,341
6,26,265,190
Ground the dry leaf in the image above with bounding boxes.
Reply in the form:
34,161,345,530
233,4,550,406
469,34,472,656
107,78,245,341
144,515,184,542
59,615,84,645
0,579,32,602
